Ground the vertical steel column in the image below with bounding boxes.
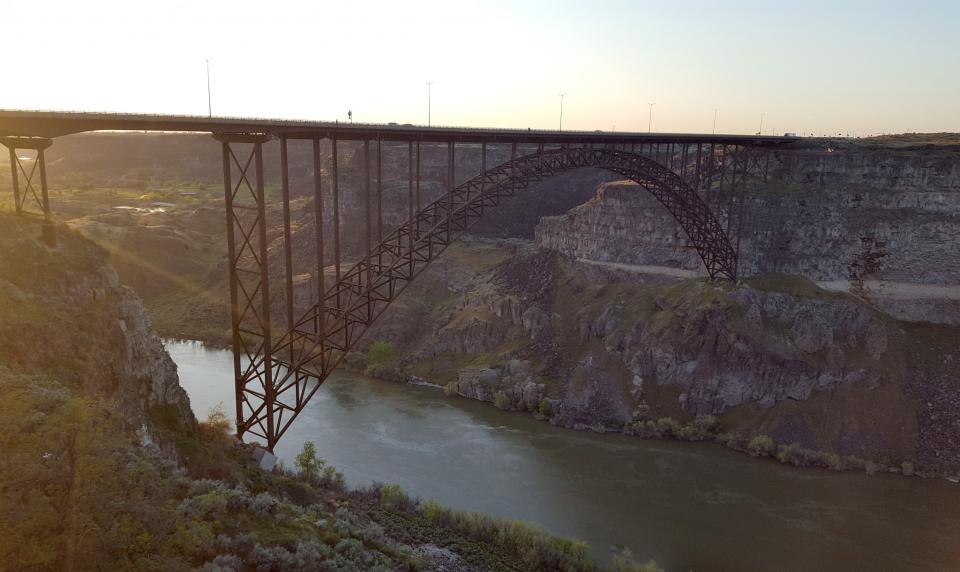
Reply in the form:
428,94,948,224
253,141,275,450
447,142,455,241
695,143,703,191
478,142,487,215
220,140,243,435
511,142,517,190
448,141,455,199
36,147,55,246
363,140,372,320
312,138,324,332
376,137,383,242
280,137,295,330
408,141,414,271
415,141,421,211
331,137,341,284
680,144,688,182
6,146,20,214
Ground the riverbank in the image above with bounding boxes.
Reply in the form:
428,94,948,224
169,340,960,572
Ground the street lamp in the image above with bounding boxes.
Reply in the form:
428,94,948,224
558,93,567,131
647,102,655,133
426,81,434,127
712,108,719,135
205,58,212,118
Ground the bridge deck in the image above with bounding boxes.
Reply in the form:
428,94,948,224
0,109,800,145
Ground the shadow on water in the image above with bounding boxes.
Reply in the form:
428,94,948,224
166,340,960,572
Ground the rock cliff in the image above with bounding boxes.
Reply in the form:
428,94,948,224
0,214,192,427
358,237,959,474
536,143,960,323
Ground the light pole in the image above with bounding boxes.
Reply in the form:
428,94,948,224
647,102,655,133
759,113,765,135
205,59,212,118
712,108,719,135
558,93,566,131
426,81,434,127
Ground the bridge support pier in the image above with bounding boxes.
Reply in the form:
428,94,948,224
1,136,56,246
214,132,277,448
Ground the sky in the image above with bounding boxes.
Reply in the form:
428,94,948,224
2,0,958,136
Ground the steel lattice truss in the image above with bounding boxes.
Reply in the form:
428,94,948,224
236,146,740,448
0,110,792,452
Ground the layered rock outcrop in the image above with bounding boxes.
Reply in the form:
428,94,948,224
536,145,960,323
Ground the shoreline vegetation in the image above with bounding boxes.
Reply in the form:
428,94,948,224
169,406,666,572
334,341,934,481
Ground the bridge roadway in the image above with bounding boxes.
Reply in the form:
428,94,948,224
0,109,798,145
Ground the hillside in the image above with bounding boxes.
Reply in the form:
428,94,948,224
0,215,656,572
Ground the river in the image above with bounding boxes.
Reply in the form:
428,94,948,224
167,339,960,571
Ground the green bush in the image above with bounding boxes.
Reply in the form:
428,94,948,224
693,415,720,434
538,398,553,417
494,391,512,411
654,417,679,438
367,341,398,366
748,435,776,457
295,441,323,480
378,483,414,511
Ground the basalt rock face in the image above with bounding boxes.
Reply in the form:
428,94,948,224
0,215,193,427
535,146,960,323
363,240,930,463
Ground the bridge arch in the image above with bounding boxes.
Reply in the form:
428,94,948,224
240,146,737,447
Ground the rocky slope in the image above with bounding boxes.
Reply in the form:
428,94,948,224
0,213,191,426
353,237,960,476
0,213,619,572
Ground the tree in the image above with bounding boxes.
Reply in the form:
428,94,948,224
295,441,323,480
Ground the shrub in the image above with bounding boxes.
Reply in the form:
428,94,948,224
320,465,346,492
901,461,915,476
198,554,243,572
200,405,232,438
823,452,844,471
379,483,414,511
747,435,776,457
295,441,322,481
538,398,553,417
693,415,720,434
249,492,278,517
443,381,459,396
613,547,664,572
367,341,398,366
422,499,446,523
654,417,679,438
494,391,512,411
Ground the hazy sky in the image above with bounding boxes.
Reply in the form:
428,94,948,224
3,0,958,135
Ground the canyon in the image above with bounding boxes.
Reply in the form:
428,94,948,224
8,132,960,477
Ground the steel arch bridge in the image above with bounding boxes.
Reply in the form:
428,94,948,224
0,110,795,450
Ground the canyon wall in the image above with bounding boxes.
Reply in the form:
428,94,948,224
536,145,960,323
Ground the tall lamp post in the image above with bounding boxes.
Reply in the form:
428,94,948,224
558,93,566,131
426,81,434,127
205,58,212,118
712,108,719,135
647,102,655,133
